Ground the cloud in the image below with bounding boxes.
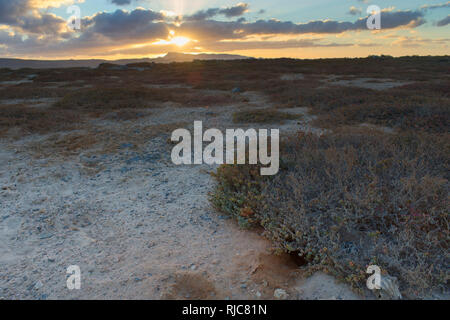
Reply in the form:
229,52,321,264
0,0,68,34
239,10,425,35
111,0,132,5
436,15,450,26
348,6,362,16
184,3,249,21
220,3,249,17
390,35,450,47
421,2,450,10
29,0,84,8
20,13,67,34
0,4,434,58
81,9,168,40
0,0,30,25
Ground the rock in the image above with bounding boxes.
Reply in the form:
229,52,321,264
232,87,241,94
373,275,402,300
274,288,288,300
34,281,43,290
39,233,53,240
256,291,262,298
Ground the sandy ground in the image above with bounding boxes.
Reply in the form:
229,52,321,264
0,88,361,300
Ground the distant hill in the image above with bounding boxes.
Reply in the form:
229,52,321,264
0,52,252,69
153,52,250,63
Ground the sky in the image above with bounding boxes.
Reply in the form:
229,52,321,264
0,0,449,60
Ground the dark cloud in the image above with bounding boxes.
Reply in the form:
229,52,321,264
0,0,29,25
20,13,67,34
234,10,425,36
0,0,66,34
82,9,168,40
220,3,249,17
111,0,133,5
184,3,249,21
375,10,425,28
436,15,450,26
175,10,425,44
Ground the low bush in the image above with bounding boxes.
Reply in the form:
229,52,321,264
211,129,449,298
54,87,234,111
0,104,81,136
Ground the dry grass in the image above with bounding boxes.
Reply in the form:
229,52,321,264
211,129,449,298
54,86,234,111
0,85,70,100
232,109,302,124
0,103,82,137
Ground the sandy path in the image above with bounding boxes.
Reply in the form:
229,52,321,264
0,91,359,300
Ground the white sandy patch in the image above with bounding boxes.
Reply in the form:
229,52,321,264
0,89,360,300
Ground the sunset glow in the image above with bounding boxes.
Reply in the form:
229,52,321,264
0,1,448,59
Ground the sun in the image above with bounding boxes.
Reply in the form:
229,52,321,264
171,36,191,47
152,31,194,47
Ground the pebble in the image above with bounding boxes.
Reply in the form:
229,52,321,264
34,281,43,290
274,289,288,300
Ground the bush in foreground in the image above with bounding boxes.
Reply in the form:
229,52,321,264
210,129,449,298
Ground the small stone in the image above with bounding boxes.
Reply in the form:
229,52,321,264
190,265,197,271
34,280,43,290
256,291,262,298
274,289,288,300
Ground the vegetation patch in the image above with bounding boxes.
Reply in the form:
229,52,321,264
232,109,301,124
54,87,234,111
0,104,82,137
0,85,70,100
210,129,449,298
